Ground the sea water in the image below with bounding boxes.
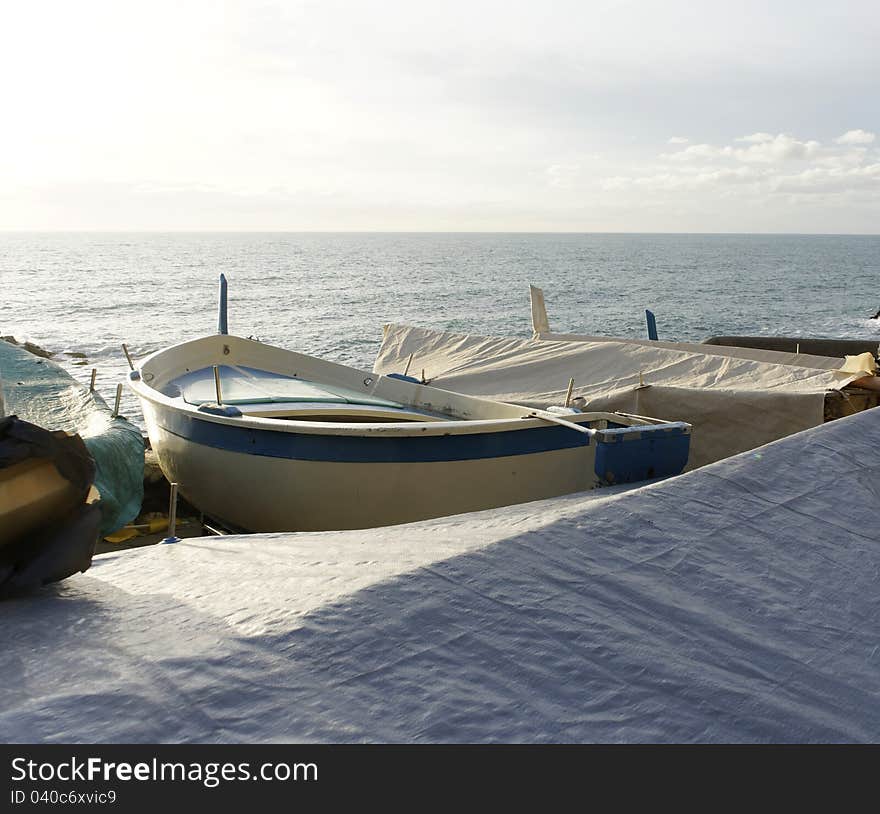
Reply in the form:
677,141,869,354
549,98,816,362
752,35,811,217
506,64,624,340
2,232,879,428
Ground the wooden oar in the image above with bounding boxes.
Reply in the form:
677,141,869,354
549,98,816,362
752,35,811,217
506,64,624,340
527,411,593,435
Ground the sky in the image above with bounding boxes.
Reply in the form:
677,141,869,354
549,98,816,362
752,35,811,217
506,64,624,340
1,0,878,232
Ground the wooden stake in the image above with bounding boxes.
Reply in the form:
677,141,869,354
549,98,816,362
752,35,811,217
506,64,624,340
122,343,134,370
89,368,97,392
564,377,575,408
213,365,223,404
163,482,180,544
111,382,122,417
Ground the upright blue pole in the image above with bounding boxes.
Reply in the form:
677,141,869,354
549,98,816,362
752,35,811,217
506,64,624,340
645,309,658,341
218,273,228,335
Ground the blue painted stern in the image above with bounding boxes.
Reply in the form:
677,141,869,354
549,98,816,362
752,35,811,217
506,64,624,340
593,423,690,485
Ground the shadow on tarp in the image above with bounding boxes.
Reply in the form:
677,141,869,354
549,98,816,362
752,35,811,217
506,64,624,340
2,408,880,743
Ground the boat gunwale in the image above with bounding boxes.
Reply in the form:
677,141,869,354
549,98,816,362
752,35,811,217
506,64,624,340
131,377,602,438
127,335,598,439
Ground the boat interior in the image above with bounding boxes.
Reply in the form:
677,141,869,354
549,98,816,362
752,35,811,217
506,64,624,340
156,365,665,436
161,364,454,423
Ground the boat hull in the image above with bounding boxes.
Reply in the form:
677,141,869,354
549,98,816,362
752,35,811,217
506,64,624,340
142,402,599,531
131,333,690,533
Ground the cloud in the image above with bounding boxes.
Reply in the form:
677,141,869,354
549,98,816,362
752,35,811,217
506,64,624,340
662,143,732,161
736,132,775,143
835,129,876,145
662,133,821,164
608,130,880,201
814,147,869,169
772,163,880,194
602,165,763,192
734,134,821,163
667,136,689,144
694,167,762,185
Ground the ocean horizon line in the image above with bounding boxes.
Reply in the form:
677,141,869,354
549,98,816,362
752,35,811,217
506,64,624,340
2,229,880,237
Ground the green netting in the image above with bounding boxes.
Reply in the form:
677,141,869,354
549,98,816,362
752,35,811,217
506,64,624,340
0,340,143,535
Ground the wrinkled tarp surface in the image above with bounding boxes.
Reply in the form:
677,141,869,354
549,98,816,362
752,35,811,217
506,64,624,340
528,283,869,370
375,324,861,469
0,340,143,534
2,407,879,742
537,331,851,370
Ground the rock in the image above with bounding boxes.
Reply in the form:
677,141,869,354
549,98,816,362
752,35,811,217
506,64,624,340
1,336,53,358
23,342,53,359
144,449,166,485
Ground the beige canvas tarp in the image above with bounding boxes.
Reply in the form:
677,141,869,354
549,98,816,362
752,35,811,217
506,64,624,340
375,324,864,469
535,332,851,371
526,283,867,373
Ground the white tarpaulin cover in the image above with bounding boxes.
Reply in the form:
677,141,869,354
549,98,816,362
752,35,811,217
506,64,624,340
2,407,880,743
375,324,862,469
536,331,852,370
527,283,871,372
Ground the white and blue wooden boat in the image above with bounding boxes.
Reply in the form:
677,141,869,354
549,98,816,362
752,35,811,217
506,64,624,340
127,278,691,532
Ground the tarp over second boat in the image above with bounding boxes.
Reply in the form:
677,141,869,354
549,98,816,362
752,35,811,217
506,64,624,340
375,323,868,469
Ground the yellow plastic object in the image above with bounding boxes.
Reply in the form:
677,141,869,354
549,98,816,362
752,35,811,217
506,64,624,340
103,516,170,543
103,527,139,544
839,352,877,376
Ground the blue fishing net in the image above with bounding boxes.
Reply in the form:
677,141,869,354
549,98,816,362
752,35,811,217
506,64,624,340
0,340,143,535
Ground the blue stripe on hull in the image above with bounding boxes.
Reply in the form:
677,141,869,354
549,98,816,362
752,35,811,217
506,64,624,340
160,410,589,464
